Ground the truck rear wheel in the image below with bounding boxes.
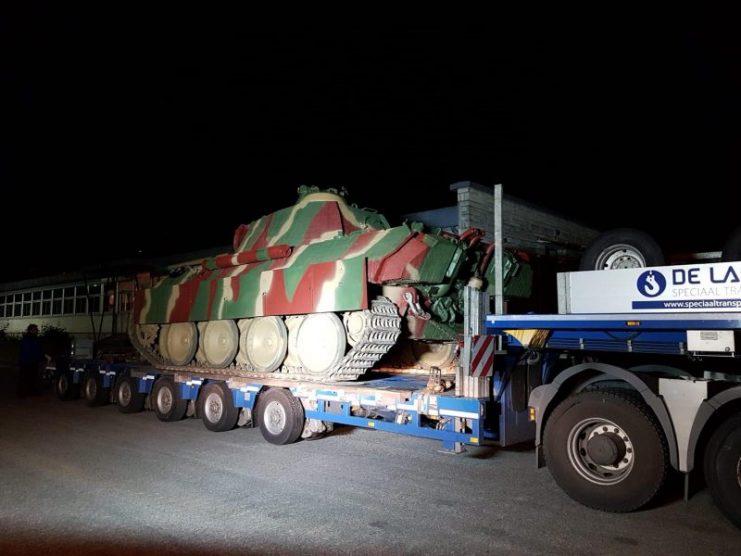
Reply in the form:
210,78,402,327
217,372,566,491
115,376,146,413
543,391,668,512
198,382,239,432
256,388,304,445
152,377,188,422
704,414,741,529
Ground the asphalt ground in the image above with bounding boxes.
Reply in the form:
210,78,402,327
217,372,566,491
1,365,740,555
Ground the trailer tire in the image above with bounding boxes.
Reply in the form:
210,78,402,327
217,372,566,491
198,382,239,432
55,371,79,401
83,373,110,407
721,227,741,262
152,377,188,422
543,391,668,512
704,414,741,529
256,388,304,445
115,376,146,413
579,228,664,270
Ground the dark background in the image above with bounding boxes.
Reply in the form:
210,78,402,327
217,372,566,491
2,11,739,281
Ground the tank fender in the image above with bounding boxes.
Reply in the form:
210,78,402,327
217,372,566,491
686,384,741,473
529,362,679,471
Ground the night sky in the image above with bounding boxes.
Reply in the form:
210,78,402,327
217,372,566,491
3,13,739,282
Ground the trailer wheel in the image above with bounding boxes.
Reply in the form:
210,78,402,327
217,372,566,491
256,388,304,445
579,228,664,270
152,377,188,422
721,226,741,262
83,373,110,407
543,391,668,512
198,382,239,432
115,376,146,413
55,371,79,401
704,414,741,529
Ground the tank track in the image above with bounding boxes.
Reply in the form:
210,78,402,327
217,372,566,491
283,296,401,381
128,297,402,382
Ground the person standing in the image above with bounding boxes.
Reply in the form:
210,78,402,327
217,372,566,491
17,324,44,397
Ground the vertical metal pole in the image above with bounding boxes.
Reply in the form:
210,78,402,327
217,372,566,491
458,286,486,397
493,183,504,316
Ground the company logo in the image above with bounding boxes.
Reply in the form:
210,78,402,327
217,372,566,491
636,270,666,297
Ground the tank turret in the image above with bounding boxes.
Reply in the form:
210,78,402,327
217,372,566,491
130,186,531,381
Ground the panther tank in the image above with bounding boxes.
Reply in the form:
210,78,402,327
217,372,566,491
130,186,532,381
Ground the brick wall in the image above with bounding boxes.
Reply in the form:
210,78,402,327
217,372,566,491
452,181,599,254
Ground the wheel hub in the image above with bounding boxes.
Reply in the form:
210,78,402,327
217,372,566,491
568,418,635,485
586,432,626,466
264,400,287,435
204,393,223,422
596,245,646,270
120,382,132,406
158,388,173,413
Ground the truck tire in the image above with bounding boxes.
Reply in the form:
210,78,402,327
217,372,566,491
83,373,110,407
579,228,664,270
151,377,188,422
55,371,79,401
543,391,668,512
198,382,239,432
704,414,741,529
256,388,304,445
721,227,741,262
115,376,146,414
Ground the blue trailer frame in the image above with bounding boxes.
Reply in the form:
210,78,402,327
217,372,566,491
53,361,489,451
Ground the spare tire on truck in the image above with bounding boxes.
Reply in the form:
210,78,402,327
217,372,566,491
721,226,741,262
579,228,664,271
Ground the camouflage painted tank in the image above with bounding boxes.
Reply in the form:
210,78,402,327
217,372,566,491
130,186,532,381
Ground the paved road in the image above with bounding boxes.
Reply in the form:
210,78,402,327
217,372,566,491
0,366,740,555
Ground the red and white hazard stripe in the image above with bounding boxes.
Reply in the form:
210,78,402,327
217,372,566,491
470,335,495,377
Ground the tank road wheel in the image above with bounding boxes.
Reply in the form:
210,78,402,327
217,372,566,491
295,313,346,377
115,375,146,413
201,320,239,368
244,316,287,372
159,325,171,361
256,388,305,445
83,372,109,407
411,341,457,369
236,319,253,366
704,414,741,529
162,322,198,366
151,377,188,422
284,315,306,367
543,391,668,512
343,310,369,347
198,382,239,432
